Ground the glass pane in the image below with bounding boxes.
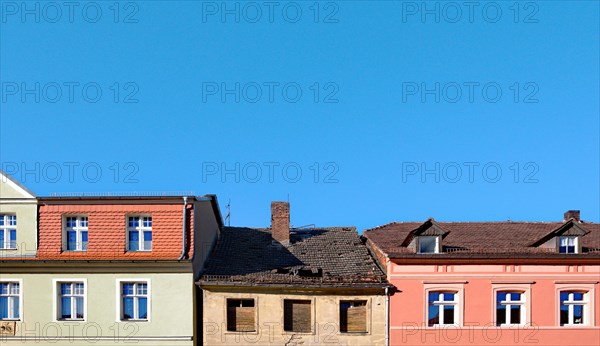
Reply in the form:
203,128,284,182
419,237,437,253
0,231,4,248
428,305,439,326
0,297,7,319
9,216,16,226
75,297,84,319
139,297,148,319
129,231,139,251
0,216,4,226
137,284,147,295
61,297,71,319
573,305,583,324
443,293,455,301
0,284,8,295
81,232,88,250
560,292,569,303
67,231,77,250
496,306,506,325
123,284,134,296
123,297,134,319
443,306,454,324
573,292,584,301
128,217,136,227
74,283,84,295
80,217,88,227
510,293,521,301
9,230,16,248
560,304,569,325
143,217,152,227
61,283,71,295
510,305,520,324
10,284,19,295
428,292,440,302
497,292,507,302
143,232,152,250
12,297,19,319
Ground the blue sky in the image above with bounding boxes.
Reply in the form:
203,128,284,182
1,1,598,230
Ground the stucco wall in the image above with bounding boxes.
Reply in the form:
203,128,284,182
0,272,194,345
202,290,387,345
388,263,600,345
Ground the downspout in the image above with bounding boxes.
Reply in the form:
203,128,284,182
178,196,188,260
385,286,390,346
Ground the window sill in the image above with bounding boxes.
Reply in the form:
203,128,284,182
121,319,148,322
0,319,20,321
127,250,152,253
63,250,87,252
340,331,369,335
57,319,85,322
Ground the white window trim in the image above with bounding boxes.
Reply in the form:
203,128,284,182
126,215,152,252
0,214,17,250
52,279,87,322
555,284,595,327
557,236,579,254
492,284,531,327
115,279,151,322
0,279,23,321
424,284,464,328
63,215,88,252
418,236,441,254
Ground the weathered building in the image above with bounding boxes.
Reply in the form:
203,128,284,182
198,201,391,345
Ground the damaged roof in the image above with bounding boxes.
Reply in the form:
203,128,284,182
364,220,600,259
199,227,388,288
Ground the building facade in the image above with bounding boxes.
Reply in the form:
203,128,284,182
0,172,223,345
199,202,391,345
364,212,600,345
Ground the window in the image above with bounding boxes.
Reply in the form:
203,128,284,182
559,236,578,254
128,216,152,251
560,291,587,326
226,299,255,332
0,282,20,320
121,282,148,321
284,299,312,333
428,292,457,326
496,291,525,326
0,215,17,249
340,300,367,333
65,216,88,251
58,282,85,320
419,236,439,253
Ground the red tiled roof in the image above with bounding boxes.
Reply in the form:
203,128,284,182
364,220,600,259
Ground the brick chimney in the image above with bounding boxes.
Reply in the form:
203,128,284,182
271,201,290,245
564,210,581,222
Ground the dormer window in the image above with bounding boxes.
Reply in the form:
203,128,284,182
558,236,578,254
418,236,440,254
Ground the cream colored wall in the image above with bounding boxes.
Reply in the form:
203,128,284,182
0,178,37,257
203,290,387,345
0,272,194,345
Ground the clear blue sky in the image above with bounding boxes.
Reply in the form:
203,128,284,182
1,1,598,230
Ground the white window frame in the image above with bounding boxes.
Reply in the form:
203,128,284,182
116,279,151,322
0,279,23,321
126,216,152,252
53,279,87,322
63,215,88,252
418,236,440,254
427,291,458,326
558,236,579,254
0,214,17,250
495,291,526,326
559,291,588,326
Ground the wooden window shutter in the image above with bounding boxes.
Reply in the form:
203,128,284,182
284,300,312,332
227,299,255,332
340,301,367,333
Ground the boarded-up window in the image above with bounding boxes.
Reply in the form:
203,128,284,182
283,300,312,332
227,299,255,332
340,301,367,333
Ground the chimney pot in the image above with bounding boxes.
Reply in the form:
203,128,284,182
271,201,290,245
564,210,581,222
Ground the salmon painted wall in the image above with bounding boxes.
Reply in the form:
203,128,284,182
37,203,194,260
388,263,600,345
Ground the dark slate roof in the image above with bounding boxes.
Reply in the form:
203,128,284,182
199,227,388,288
364,219,600,259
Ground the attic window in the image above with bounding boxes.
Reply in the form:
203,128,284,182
418,236,440,254
558,236,578,254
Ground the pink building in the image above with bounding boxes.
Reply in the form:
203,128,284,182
364,210,600,345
